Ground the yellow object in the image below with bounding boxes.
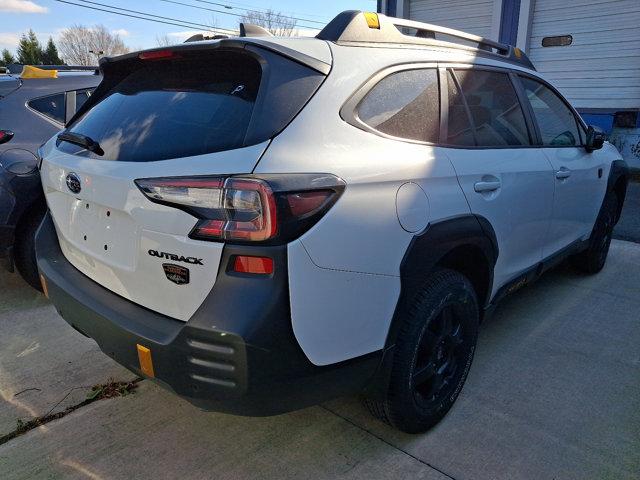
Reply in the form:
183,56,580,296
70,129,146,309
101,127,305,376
40,274,49,299
364,12,380,29
20,65,58,79
137,344,155,378
513,47,523,58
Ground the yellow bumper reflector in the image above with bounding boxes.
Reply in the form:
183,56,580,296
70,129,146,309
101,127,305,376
20,65,58,79
364,12,380,29
39,274,49,299
137,344,155,378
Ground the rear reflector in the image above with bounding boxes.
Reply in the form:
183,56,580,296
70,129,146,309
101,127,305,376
136,344,155,378
233,256,274,274
139,49,176,61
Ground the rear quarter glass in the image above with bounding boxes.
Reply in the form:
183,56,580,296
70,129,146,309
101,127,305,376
58,48,326,162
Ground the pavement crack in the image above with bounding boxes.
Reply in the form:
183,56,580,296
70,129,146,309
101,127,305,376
320,405,458,480
13,387,42,397
0,378,142,446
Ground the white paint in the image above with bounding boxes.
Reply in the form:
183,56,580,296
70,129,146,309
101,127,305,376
287,240,400,366
396,182,430,233
40,140,269,321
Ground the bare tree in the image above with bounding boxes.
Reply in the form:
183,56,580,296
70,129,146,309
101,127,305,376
240,9,297,37
58,25,129,65
155,34,174,47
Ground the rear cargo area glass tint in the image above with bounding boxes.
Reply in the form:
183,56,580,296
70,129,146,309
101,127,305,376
59,51,261,162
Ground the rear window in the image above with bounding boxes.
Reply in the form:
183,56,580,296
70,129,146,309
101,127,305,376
59,52,262,162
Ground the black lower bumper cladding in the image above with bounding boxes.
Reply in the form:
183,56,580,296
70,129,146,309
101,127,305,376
35,213,381,415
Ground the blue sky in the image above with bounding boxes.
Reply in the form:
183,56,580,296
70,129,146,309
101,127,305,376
0,0,377,53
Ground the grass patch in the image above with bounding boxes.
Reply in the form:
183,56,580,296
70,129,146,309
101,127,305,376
0,378,141,445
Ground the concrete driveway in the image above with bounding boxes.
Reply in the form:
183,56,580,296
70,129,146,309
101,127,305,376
1,241,639,480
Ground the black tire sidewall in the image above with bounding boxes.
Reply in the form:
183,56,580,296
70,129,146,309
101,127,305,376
388,269,479,433
14,206,46,291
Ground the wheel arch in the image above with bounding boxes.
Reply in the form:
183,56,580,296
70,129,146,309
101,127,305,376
363,214,498,399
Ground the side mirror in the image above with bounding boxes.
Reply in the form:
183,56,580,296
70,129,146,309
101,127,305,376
585,125,605,152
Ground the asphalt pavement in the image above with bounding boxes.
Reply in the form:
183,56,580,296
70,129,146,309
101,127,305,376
0,240,639,479
614,180,640,243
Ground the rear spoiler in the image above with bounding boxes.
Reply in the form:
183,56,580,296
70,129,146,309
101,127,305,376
98,38,331,75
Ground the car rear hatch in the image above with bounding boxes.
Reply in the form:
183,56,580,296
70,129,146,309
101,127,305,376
39,40,329,320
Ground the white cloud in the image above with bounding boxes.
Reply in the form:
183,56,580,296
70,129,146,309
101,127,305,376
0,32,20,50
0,0,48,14
111,28,129,37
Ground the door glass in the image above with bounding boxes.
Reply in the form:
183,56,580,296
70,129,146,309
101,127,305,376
28,93,65,123
357,68,440,143
454,69,531,146
446,71,475,146
74,88,93,112
520,77,582,146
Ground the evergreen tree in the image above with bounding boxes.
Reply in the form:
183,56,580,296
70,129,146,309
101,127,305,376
0,49,15,67
42,37,63,65
17,30,43,65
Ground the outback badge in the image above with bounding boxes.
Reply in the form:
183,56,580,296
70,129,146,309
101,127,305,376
162,263,190,285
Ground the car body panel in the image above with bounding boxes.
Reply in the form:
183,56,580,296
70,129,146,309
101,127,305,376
40,139,269,321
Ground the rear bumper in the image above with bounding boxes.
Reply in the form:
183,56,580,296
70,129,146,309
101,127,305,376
36,213,381,415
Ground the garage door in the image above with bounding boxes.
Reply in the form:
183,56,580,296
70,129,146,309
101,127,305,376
528,0,640,110
409,0,495,38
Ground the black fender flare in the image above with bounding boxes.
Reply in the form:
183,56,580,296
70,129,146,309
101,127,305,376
363,214,498,397
606,159,629,223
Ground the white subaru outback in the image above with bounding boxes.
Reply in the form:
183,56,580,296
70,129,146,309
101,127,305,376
36,11,629,433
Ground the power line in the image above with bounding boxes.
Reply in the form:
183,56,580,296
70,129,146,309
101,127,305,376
53,0,236,35
73,0,237,32
188,0,328,25
157,0,324,29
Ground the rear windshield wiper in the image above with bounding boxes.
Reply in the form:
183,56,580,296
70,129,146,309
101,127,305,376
57,131,104,156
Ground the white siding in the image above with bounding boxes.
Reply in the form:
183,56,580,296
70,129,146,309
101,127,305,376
528,0,640,109
409,0,496,38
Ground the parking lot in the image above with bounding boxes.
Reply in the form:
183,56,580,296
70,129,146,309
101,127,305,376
0,236,638,479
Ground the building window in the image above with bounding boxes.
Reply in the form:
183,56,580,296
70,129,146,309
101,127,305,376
542,35,573,47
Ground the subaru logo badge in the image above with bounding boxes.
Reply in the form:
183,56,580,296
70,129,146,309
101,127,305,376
66,172,81,194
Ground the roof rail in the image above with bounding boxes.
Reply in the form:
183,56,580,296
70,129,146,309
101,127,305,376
317,11,535,71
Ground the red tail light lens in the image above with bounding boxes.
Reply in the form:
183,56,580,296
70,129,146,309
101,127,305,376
233,256,274,274
136,177,277,242
135,174,345,244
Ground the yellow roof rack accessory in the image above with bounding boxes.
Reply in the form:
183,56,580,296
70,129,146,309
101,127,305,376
20,65,58,79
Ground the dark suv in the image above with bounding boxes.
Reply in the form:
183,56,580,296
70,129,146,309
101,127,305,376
0,65,101,289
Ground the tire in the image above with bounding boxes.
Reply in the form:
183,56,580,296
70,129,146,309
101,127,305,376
364,268,479,433
571,194,618,274
14,205,46,292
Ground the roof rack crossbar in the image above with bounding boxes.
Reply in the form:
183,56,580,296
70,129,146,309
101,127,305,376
317,11,536,71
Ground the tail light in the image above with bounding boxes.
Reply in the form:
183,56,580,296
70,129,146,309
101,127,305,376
135,174,345,244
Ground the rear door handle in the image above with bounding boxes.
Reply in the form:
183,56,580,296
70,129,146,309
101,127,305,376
556,168,571,180
474,180,501,192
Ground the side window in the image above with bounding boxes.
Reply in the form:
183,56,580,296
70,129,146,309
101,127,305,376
446,71,475,146
453,69,531,146
74,88,94,113
519,77,582,146
27,93,65,124
357,68,439,143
